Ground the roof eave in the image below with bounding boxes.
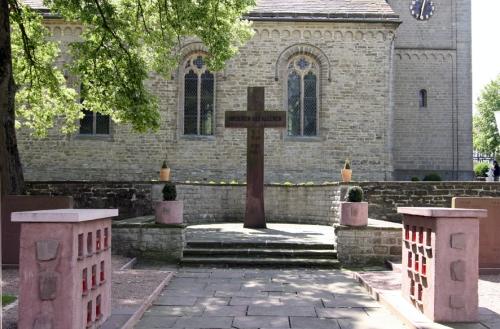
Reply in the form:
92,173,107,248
246,12,401,24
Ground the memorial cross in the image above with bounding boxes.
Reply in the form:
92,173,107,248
225,87,286,228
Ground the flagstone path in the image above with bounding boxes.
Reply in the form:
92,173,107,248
135,267,408,329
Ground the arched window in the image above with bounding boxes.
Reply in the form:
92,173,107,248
419,89,428,108
183,54,214,135
287,55,319,136
79,83,110,135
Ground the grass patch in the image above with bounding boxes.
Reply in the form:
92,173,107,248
2,294,16,307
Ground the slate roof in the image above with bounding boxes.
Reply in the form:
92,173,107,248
23,0,46,10
248,0,399,22
23,0,399,22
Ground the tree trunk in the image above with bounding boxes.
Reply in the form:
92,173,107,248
0,0,25,196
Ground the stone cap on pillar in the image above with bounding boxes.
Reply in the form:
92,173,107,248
11,209,119,223
397,207,487,218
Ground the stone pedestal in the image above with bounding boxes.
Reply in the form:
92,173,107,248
13,209,118,329
397,207,486,323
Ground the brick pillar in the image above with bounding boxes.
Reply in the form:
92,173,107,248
397,207,486,322
13,209,118,329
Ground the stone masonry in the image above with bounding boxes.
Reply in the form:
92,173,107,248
335,219,402,266
26,181,500,225
16,0,474,182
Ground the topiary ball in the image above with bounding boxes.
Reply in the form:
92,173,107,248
422,173,442,181
162,182,177,201
346,186,363,202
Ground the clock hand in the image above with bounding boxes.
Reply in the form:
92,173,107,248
420,0,427,19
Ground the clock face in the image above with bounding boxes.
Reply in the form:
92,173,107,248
410,0,435,21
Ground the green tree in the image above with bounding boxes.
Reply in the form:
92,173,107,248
0,0,255,195
473,75,500,155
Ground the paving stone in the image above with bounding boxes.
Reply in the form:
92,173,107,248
205,283,242,291
279,296,323,307
146,306,204,316
166,282,207,290
247,305,316,317
100,314,130,329
290,316,341,329
215,290,268,298
135,315,177,328
229,297,282,306
203,305,248,316
315,307,368,319
195,297,230,306
241,283,286,292
295,291,334,299
154,296,197,306
337,317,407,329
322,296,381,308
172,316,234,328
175,272,211,278
232,316,290,328
163,290,216,298
210,271,246,279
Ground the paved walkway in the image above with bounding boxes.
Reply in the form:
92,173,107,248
186,223,336,244
135,267,408,329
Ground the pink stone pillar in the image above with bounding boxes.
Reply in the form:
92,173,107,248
13,209,118,329
397,207,487,323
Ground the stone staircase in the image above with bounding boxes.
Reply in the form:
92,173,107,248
181,241,340,267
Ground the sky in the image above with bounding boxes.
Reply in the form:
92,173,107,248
472,1,500,111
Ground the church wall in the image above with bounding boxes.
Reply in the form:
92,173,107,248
18,21,397,182
388,0,473,180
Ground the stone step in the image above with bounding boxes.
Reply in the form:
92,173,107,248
183,248,338,259
185,241,335,250
180,256,342,268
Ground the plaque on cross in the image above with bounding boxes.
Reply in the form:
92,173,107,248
225,87,286,228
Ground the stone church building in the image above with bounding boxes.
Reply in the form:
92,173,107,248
20,0,473,182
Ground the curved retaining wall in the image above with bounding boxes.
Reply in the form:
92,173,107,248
25,181,500,224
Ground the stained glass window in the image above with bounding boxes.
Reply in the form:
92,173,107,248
287,56,319,137
79,83,110,135
183,55,214,136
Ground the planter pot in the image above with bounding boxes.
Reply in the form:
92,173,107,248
339,202,368,226
341,169,352,183
155,200,183,224
160,168,171,181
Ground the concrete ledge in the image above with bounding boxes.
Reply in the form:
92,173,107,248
335,219,402,266
112,216,185,262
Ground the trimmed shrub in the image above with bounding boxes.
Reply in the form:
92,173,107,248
162,182,177,201
343,159,351,170
346,186,363,202
161,160,168,169
423,173,442,181
474,162,490,177
411,177,420,181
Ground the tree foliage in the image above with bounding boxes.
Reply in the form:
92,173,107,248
9,0,255,136
473,75,500,154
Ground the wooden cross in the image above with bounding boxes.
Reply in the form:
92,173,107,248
225,87,286,228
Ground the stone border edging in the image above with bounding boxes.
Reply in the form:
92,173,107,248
118,257,137,271
120,271,174,329
353,272,449,329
